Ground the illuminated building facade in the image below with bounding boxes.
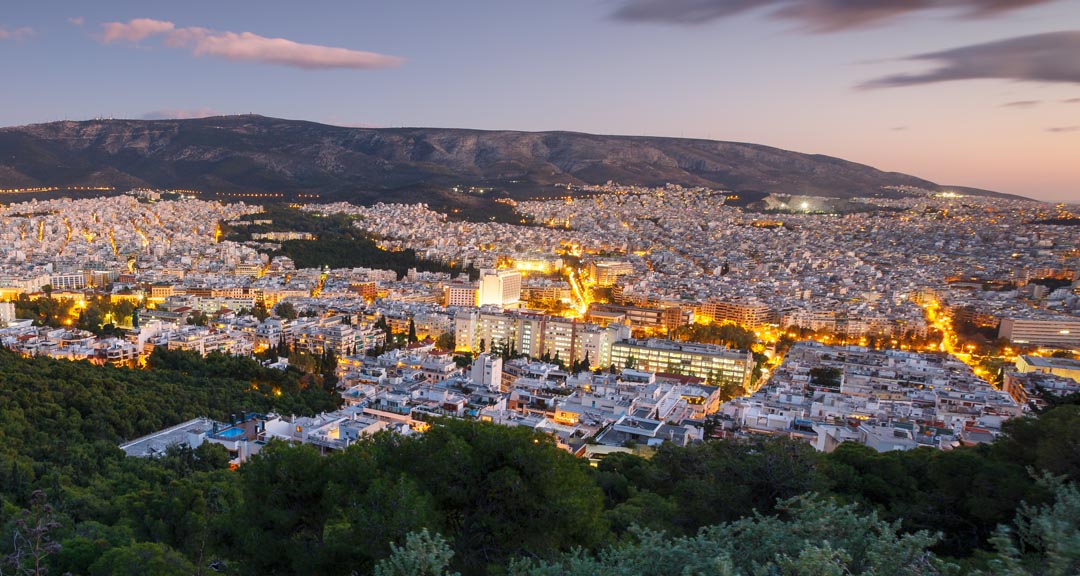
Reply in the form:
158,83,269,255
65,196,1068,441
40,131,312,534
610,338,753,389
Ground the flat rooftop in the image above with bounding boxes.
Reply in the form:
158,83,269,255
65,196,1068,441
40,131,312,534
1021,355,1080,370
119,417,213,458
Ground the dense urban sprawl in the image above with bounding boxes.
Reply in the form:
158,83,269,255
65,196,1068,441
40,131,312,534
0,186,1077,461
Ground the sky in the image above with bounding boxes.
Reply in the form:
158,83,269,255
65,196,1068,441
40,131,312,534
2,0,1078,202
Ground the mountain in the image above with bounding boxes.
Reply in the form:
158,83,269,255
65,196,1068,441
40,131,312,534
0,115,1021,204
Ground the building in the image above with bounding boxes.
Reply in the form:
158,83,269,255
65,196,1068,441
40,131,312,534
588,260,634,287
999,317,1080,347
478,269,521,307
1015,355,1080,383
589,303,690,333
1003,370,1080,410
50,272,88,291
350,281,378,300
695,299,773,328
610,338,753,389
454,309,630,368
471,353,504,392
0,301,14,326
294,317,362,356
444,282,480,308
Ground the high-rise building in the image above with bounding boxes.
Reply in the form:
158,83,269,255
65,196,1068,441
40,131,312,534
478,269,521,307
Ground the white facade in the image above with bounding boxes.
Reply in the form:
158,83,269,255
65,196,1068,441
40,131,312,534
471,353,504,392
478,269,521,307
0,301,14,326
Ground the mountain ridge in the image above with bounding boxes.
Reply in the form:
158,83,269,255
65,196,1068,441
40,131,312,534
0,115,1026,203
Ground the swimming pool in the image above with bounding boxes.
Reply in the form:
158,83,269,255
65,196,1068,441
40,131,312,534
216,427,245,439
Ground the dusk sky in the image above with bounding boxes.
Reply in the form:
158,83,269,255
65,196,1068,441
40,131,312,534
2,0,1078,202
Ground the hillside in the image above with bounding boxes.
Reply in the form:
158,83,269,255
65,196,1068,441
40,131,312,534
0,115,1019,204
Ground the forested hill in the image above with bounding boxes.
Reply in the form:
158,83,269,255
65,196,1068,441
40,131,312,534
0,115,1021,205
1,348,1079,575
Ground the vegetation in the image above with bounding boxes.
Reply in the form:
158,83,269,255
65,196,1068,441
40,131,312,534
671,322,755,349
1,348,1080,574
225,205,478,279
13,293,142,336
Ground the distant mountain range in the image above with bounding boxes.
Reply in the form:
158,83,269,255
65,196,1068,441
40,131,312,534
0,115,1023,204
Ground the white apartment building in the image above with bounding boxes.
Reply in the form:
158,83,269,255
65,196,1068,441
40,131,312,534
478,269,521,307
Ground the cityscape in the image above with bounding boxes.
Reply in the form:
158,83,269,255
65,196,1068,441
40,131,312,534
2,1,1080,575
2,185,1077,455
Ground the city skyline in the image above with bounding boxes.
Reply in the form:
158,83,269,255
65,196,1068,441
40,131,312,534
2,0,1079,202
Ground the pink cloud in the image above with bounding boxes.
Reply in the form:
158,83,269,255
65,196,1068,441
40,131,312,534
99,18,403,70
101,18,175,43
68,16,85,27
0,26,34,41
140,108,220,120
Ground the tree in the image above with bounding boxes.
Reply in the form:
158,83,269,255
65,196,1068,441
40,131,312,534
408,318,419,344
229,442,331,575
323,447,442,573
809,367,842,389
114,300,136,327
274,301,298,320
511,494,949,576
1,490,62,576
581,352,590,372
436,332,456,351
389,420,607,574
478,339,486,354
374,530,459,576
982,475,1080,576
252,300,269,321
87,543,195,576
995,406,1080,481
76,304,106,333
186,310,208,327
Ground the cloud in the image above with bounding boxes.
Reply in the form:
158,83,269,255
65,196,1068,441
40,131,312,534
1002,100,1041,108
141,108,220,120
1046,125,1079,132
861,31,1080,89
68,16,84,27
99,18,404,70
102,18,175,43
610,0,1057,32
0,26,34,41
1064,97,1080,103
